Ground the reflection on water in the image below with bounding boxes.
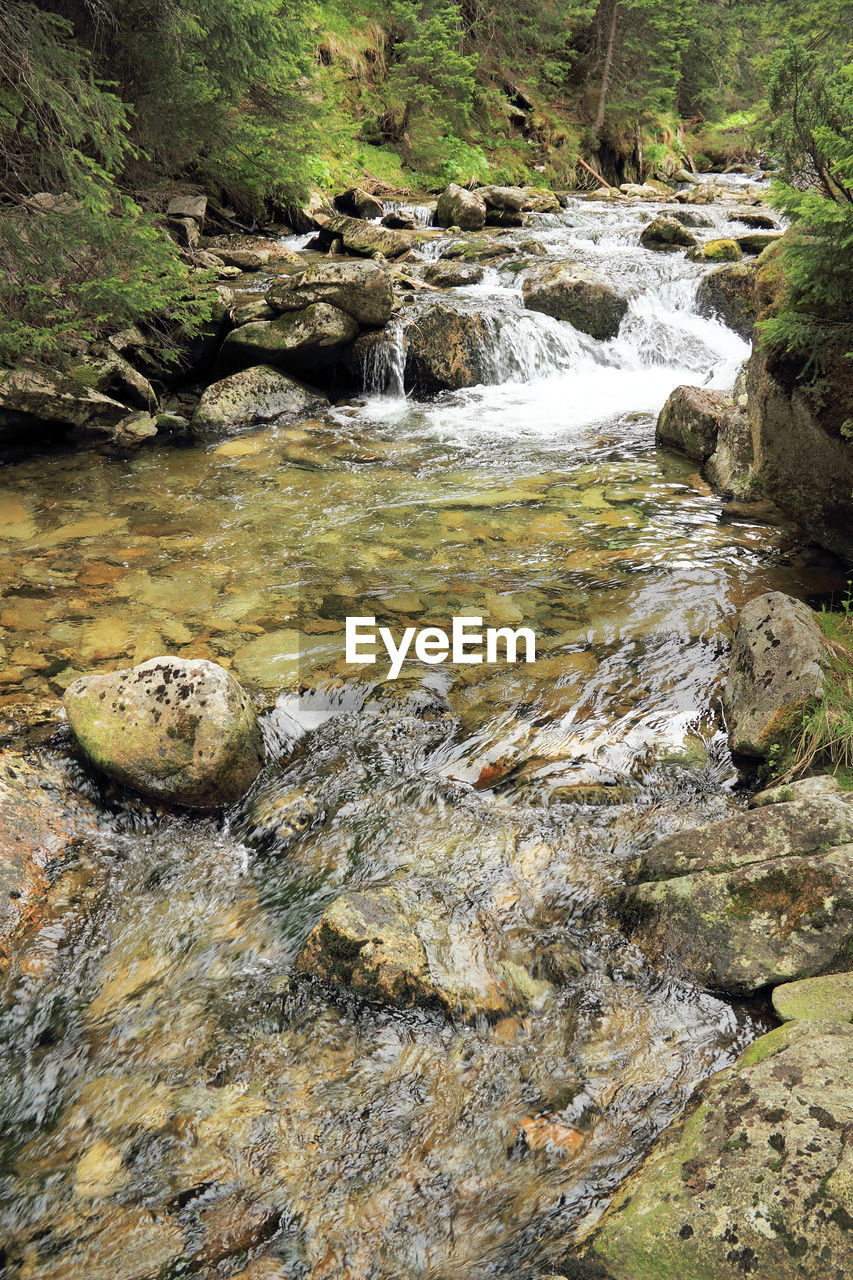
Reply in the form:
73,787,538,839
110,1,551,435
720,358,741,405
0,185,845,1279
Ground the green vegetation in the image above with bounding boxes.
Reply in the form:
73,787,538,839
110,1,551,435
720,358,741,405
766,589,853,788
0,0,852,367
760,46,853,372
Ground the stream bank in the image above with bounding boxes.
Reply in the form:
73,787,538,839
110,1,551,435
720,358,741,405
1,171,851,1279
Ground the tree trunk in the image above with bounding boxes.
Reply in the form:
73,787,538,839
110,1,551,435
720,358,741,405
594,0,619,135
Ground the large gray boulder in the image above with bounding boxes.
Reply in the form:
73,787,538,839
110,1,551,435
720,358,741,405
0,368,129,442
435,183,487,231
191,366,328,433
474,185,527,212
613,796,853,994
266,260,394,327
333,187,385,220
655,385,731,461
744,346,853,561
579,1020,853,1280
522,262,628,340
64,658,265,808
318,214,413,259
221,303,359,370
704,402,759,498
724,591,826,757
639,216,698,250
695,260,758,338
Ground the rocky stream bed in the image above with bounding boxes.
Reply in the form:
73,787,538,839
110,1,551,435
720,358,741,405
1,173,852,1279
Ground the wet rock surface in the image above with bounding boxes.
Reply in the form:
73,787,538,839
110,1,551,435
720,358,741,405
63,657,265,807
724,590,826,757
614,792,853,993
222,303,360,370
401,302,491,393
656,384,731,462
435,182,487,230
191,365,329,433
639,215,698,250
266,260,394,327
696,259,758,338
581,1020,853,1280
522,262,628,340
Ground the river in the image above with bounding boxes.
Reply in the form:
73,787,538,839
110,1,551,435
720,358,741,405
0,177,847,1278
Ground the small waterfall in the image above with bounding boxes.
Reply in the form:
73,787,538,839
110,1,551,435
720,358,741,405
360,318,407,396
382,200,435,227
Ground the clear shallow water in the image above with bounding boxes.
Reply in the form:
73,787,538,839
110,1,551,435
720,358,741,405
0,186,844,1279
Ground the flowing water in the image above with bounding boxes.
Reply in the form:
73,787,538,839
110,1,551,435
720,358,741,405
0,186,847,1279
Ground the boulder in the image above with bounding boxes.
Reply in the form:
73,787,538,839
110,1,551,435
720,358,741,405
318,214,413,259
63,657,265,809
521,187,561,213
772,972,853,1022
522,262,628,339
435,183,487,231
191,366,328,433
212,248,270,271
738,229,785,254
474,185,527,212
166,194,207,224
286,190,334,233
111,410,159,447
266,260,394,327
334,187,385,220
221,304,359,370
75,348,158,412
0,752,100,952
631,796,853,883
695,260,758,338
485,209,525,228
742,345,853,561
614,845,853,995
655,385,731,462
704,403,759,498
686,237,742,263
724,591,826,757
640,216,698,250
750,774,851,809
0,367,130,444
420,261,485,289
296,879,552,1020
168,216,200,249
580,1020,853,1280
401,304,491,394
734,210,780,230
670,209,714,228
381,209,416,229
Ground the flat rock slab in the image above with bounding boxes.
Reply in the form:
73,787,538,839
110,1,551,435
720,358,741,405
750,774,851,809
64,657,265,808
772,971,853,1022
724,590,826,757
615,843,853,993
581,1020,853,1280
633,796,853,880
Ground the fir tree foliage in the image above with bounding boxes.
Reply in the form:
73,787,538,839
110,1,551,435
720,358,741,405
761,44,853,371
